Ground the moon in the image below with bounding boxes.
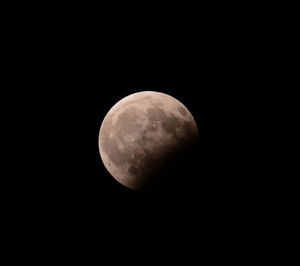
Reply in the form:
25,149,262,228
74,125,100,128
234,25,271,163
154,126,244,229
98,91,199,191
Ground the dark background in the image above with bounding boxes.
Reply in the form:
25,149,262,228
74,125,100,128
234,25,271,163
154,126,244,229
15,62,268,265
7,6,281,265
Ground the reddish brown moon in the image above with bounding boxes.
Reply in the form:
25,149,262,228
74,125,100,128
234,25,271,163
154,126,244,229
98,91,199,190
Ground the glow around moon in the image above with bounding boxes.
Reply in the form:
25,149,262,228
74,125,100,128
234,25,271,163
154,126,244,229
98,91,199,190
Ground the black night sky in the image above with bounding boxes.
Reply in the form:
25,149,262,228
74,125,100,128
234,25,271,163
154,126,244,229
10,8,276,265
16,67,265,265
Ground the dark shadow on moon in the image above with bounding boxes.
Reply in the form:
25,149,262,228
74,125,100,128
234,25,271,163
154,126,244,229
142,138,201,195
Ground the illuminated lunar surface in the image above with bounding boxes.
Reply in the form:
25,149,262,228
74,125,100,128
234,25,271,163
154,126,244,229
98,91,199,190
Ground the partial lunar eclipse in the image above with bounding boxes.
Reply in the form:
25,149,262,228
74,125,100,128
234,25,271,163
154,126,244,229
98,91,199,190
